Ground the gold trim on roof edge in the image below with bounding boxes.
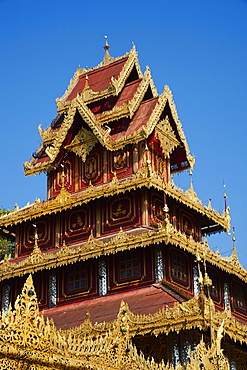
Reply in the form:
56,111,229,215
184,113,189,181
56,45,142,107
65,290,247,349
1,169,229,230
97,68,157,125
0,216,240,285
0,274,243,369
24,87,194,176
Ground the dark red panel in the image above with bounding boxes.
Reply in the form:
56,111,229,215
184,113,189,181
108,247,154,292
78,145,104,188
102,191,141,234
150,192,166,226
108,145,133,180
62,204,92,245
48,154,76,198
18,215,55,256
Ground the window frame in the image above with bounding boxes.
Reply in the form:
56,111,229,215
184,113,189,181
61,260,92,299
232,281,247,313
169,248,190,288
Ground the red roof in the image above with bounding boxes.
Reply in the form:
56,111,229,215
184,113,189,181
66,57,128,101
110,97,158,141
44,284,181,330
115,79,141,107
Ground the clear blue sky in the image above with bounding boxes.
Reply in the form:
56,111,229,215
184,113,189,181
1,0,247,264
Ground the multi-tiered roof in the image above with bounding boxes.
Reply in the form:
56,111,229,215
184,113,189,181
1,43,246,369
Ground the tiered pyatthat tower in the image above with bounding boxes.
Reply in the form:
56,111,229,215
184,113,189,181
1,44,247,369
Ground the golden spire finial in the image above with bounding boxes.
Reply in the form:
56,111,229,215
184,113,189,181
231,227,240,266
103,35,111,65
232,226,236,245
189,170,194,189
223,181,228,211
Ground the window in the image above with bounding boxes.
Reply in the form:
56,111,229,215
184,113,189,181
68,263,87,291
171,252,187,283
233,283,246,310
119,251,139,280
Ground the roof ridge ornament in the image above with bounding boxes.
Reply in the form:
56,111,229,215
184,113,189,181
230,227,241,267
103,36,112,66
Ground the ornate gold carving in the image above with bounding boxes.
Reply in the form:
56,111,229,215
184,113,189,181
0,276,242,369
25,48,194,181
66,127,98,161
45,106,77,162
38,124,59,145
156,116,180,155
5,166,229,231
25,89,194,176
56,45,142,110
0,215,235,286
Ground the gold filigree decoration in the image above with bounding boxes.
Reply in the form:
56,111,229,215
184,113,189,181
0,277,241,369
1,169,230,232
45,106,77,162
66,127,98,161
156,117,180,155
0,217,237,286
38,124,59,145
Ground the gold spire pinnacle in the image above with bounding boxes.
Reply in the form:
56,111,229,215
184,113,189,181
103,35,111,65
230,227,242,267
189,170,194,189
223,181,228,211
232,226,236,244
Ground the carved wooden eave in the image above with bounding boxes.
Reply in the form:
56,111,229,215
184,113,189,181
23,159,55,176
1,169,229,231
56,45,143,110
0,275,244,369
